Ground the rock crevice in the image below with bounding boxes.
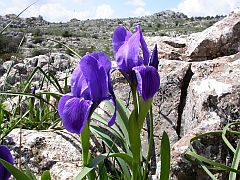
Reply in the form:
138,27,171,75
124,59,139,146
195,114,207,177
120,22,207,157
176,64,193,138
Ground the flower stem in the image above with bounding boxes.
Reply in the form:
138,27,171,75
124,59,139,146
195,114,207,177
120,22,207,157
143,105,154,179
130,86,141,179
131,86,139,120
81,121,91,166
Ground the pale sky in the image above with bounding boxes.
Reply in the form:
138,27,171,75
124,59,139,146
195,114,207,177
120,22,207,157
0,0,239,22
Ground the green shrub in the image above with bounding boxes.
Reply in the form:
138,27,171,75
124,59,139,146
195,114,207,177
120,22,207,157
32,48,48,57
61,30,72,37
0,35,21,54
33,37,43,44
54,43,62,48
33,28,42,37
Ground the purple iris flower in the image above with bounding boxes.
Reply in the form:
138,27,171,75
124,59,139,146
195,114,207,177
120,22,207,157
58,52,117,134
0,145,13,180
112,26,160,101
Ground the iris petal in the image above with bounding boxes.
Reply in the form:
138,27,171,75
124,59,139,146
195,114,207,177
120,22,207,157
136,26,149,65
71,64,81,87
133,66,160,101
112,26,132,55
0,145,13,180
107,72,117,126
115,30,141,73
80,54,108,102
71,64,90,98
62,97,93,134
107,97,117,126
90,52,111,73
149,44,159,69
58,94,74,118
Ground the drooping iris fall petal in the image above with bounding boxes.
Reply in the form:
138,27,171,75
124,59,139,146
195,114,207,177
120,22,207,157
61,97,92,134
58,94,74,118
132,66,160,102
0,145,13,180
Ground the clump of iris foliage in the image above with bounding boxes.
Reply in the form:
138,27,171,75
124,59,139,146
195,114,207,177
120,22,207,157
0,7,240,180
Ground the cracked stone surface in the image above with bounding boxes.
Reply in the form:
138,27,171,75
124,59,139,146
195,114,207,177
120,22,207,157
4,129,100,179
170,53,240,180
181,53,240,136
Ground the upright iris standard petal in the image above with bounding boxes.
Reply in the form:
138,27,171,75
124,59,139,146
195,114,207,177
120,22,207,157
0,145,13,180
90,52,112,72
136,26,149,65
80,54,108,103
133,66,160,101
149,44,159,69
62,97,93,134
115,29,142,73
112,26,132,55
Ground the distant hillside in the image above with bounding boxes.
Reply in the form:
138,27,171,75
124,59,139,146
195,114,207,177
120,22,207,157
0,10,225,61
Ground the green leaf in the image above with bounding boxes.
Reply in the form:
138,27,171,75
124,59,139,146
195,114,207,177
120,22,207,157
90,125,121,153
41,170,51,180
75,166,93,180
199,163,218,180
25,166,37,180
81,122,91,166
1,2,36,34
102,98,131,153
75,153,133,180
90,124,131,178
91,112,124,142
160,131,170,180
128,110,141,162
98,161,109,180
0,159,32,180
222,122,236,153
138,97,152,130
128,110,142,179
185,150,240,174
229,142,240,180
105,97,130,138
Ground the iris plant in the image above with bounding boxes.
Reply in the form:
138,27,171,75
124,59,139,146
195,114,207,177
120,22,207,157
112,25,160,101
112,25,160,179
58,52,117,134
58,52,117,173
58,25,161,179
0,145,13,180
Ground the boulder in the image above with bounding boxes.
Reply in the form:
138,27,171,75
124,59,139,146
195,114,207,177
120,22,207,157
185,8,240,61
181,53,240,136
13,63,27,74
4,128,102,179
146,9,240,62
4,129,82,179
170,53,240,179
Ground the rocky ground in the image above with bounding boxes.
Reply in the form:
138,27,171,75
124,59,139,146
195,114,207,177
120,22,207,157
0,8,239,180
0,10,224,61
